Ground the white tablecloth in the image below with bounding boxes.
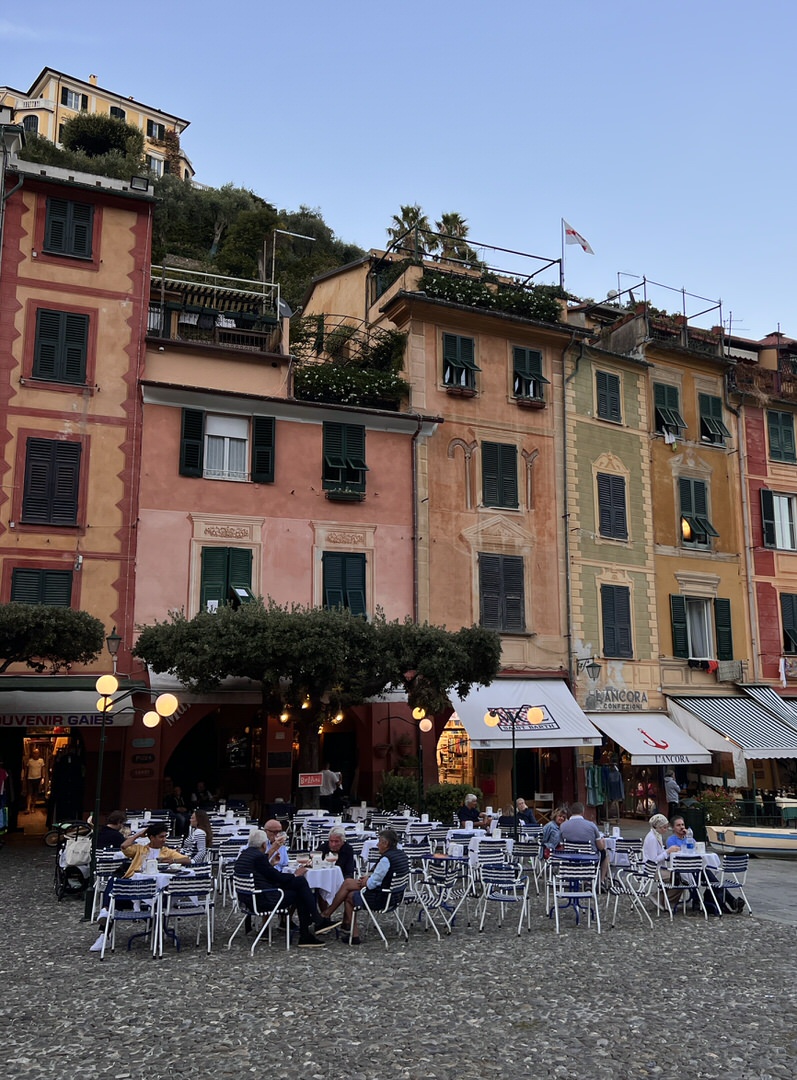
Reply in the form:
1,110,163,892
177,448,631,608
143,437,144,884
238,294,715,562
284,865,344,905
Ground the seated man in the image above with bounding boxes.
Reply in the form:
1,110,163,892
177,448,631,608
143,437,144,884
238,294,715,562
96,809,127,850
120,822,191,876
163,785,191,837
235,829,328,947
263,819,290,870
317,829,409,944
665,814,739,913
319,826,357,879
456,793,490,830
559,801,608,882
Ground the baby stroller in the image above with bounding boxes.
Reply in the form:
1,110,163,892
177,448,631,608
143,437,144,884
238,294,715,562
52,820,93,901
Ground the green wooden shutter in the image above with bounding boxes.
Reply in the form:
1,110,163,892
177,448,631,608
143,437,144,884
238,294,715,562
45,198,69,252
781,594,797,652
322,552,346,609
343,553,366,616
251,416,275,483
70,202,94,257
499,444,518,508
679,477,693,516
598,474,627,539
228,548,253,589
35,310,89,383
670,595,689,658
33,310,63,380
180,408,205,477
61,87,70,106
62,313,89,382
51,442,81,525
768,411,796,462
343,425,367,490
40,570,73,606
714,597,733,661
479,554,503,629
501,555,525,632
21,439,53,522
482,442,500,506
200,547,229,610
602,584,632,658
10,568,44,603
597,371,621,422
323,422,345,489
761,489,776,547
693,480,707,517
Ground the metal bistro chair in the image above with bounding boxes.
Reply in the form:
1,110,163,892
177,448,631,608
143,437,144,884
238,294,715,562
549,855,601,934
351,872,411,949
511,840,543,897
159,868,215,956
227,873,289,956
100,877,160,959
91,850,124,921
217,839,249,909
417,860,472,938
717,853,752,914
476,862,531,935
605,865,654,930
670,853,720,921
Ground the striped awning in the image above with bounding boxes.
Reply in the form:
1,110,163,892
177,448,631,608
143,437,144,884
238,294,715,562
742,686,797,732
671,695,797,759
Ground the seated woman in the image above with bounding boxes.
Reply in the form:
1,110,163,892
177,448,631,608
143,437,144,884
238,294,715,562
642,813,671,866
182,809,213,865
319,826,356,879
541,806,568,856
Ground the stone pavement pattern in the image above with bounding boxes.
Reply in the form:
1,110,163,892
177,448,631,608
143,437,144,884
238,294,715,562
2,842,797,1080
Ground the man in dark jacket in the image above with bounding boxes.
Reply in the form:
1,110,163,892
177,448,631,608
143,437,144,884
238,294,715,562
235,830,328,947
316,829,409,943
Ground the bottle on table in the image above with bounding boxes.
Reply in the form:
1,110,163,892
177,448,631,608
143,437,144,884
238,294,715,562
685,827,695,852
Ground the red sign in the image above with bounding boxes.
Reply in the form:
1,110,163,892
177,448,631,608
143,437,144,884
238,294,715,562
298,772,323,788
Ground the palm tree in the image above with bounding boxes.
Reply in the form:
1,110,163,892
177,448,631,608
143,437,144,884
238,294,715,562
435,211,480,267
386,204,438,256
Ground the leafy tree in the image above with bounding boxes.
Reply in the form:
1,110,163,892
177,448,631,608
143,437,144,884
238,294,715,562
61,112,144,162
435,211,481,268
0,604,105,674
387,204,439,257
133,601,501,806
20,132,144,182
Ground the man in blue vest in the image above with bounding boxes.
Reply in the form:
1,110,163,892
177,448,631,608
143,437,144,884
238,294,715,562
316,828,409,944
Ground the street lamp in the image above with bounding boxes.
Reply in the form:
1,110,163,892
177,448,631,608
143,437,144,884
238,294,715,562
83,635,180,920
574,656,602,681
483,705,546,839
380,708,432,813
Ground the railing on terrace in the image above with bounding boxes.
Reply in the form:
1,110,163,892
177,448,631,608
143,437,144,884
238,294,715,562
148,265,283,354
728,364,797,404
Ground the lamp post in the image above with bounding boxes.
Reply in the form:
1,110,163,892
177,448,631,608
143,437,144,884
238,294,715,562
82,635,179,920
483,705,546,840
379,708,433,813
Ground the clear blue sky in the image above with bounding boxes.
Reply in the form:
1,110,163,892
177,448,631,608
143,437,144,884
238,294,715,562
2,1,794,338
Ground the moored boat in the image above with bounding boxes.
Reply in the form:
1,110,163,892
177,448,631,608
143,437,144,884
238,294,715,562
707,824,797,856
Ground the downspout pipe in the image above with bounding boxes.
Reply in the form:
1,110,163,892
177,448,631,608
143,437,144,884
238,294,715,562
411,414,424,622
562,334,582,687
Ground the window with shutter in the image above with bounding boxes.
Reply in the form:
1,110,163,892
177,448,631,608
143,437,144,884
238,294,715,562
478,553,525,632
654,383,686,434
322,552,367,616
33,309,89,384
601,584,632,658
714,597,733,661
44,197,94,258
761,489,797,550
21,438,81,525
596,370,622,423
679,477,718,546
180,409,205,476
781,594,797,654
670,593,730,660
323,423,367,493
200,547,253,611
597,473,628,540
512,347,548,401
767,410,797,463
698,393,731,445
442,333,479,389
10,568,73,606
482,442,518,508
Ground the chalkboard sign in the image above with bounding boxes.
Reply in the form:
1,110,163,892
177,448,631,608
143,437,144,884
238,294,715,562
267,751,292,770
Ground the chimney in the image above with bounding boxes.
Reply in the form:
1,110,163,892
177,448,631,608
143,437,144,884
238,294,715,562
89,74,98,86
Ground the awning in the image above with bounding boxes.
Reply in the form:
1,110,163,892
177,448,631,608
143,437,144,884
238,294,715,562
0,690,135,728
668,702,747,785
449,679,602,749
671,695,797,759
742,686,797,732
586,712,711,765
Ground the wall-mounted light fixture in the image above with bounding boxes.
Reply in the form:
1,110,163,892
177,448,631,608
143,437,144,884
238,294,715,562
574,656,602,681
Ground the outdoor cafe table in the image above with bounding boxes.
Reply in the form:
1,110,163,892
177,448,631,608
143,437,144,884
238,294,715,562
285,863,344,905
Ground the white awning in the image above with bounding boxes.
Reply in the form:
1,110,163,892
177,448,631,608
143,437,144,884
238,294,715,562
667,702,747,785
449,679,603,749
671,695,797,759
586,712,711,765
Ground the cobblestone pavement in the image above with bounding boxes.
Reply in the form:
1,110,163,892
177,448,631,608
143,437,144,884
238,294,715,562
2,840,796,1080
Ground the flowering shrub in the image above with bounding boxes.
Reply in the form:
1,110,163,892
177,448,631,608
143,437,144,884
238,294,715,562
696,787,740,826
419,269,563,324
293,363,409,409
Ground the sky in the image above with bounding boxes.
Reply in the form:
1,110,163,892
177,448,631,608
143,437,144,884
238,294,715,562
2,0,795,339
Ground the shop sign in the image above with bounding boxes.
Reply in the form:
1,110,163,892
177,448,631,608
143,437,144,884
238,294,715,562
129,767,154,779
132,753,155,764
0,713,134,727
132,738,155,748
586,689,649,711
298,772,322,788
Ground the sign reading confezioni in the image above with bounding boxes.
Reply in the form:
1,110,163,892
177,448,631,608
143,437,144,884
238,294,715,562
298,772,323,788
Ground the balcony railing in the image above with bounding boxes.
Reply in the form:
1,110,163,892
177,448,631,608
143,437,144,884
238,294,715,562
728,364,797,405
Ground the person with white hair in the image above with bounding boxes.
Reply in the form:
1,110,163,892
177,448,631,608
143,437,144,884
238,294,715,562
318,825,356,878
642,813,672,866
456,792,490,829
235,829,330,947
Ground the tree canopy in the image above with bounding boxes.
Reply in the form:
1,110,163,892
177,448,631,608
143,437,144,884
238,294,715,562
133,601,502,802
0,604,106,674
60,112,145,161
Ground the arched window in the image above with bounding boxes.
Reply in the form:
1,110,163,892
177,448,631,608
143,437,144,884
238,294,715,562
22,115,39,134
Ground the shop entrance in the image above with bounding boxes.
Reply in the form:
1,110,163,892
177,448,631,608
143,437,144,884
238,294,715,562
0,728,94,837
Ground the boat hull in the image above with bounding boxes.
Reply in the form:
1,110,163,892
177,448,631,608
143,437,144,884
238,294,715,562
707,824,797,856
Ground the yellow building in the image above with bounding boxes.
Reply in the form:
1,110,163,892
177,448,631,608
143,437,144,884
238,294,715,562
0,67,194,181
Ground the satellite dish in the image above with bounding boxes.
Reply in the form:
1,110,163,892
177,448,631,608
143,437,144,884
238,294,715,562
606,289,619,300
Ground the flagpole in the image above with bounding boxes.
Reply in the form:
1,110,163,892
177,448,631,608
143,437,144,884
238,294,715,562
560,218,565,292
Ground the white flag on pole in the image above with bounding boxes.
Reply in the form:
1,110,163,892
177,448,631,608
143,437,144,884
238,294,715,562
563,219,594,255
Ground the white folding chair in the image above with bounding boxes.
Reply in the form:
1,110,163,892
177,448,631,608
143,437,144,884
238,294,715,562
476,862,531,935
417,861,471,937
353,872,411,949
159,869,215,955
101,877,160,959
549,856,601,934
227,873,289,955
717,853,752,914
